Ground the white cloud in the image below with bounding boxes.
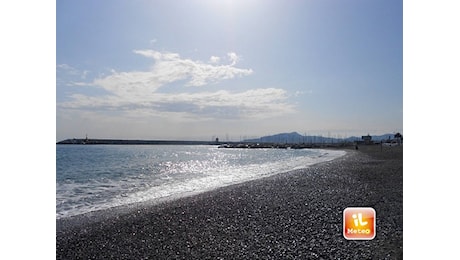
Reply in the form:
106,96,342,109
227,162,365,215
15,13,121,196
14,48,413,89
81,70,89,79
58,49,295,121
61,88,294,120
154,88,294,119
67,81,92,87
132,49,253,87
209,56,220,64
93,70,164,99
57,64,91,82
227,52,239,65
57,64,79,75
294,90,313,96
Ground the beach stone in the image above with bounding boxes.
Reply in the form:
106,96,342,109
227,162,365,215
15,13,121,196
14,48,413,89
57,145,403,259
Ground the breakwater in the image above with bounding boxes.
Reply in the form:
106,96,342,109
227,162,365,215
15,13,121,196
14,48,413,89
57,138,354,149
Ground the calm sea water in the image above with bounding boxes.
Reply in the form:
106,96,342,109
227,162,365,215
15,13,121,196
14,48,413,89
56,145,345,219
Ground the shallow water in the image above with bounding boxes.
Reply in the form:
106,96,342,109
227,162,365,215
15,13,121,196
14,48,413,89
56,145,345,219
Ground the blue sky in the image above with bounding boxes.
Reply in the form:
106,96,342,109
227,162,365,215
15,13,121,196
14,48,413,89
56,0,402,141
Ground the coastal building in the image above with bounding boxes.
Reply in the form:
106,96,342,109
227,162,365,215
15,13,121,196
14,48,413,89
394,133,403,145
361,134,373,145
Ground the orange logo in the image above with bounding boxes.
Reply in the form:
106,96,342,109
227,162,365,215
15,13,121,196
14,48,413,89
343,207,376,240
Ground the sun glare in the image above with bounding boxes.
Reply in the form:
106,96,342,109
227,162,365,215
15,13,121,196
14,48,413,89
201,0,259,13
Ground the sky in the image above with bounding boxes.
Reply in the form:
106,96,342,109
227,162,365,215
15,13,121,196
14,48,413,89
56,0,403,141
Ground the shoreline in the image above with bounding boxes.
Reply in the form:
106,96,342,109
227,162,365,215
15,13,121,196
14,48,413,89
57,145,402,259
56,148,345,221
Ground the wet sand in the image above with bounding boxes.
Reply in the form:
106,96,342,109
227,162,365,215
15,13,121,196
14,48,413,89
56,144,403,259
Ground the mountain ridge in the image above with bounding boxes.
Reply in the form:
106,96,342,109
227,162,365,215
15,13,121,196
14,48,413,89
244,132,400,144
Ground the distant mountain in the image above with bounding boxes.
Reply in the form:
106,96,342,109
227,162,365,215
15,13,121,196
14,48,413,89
244,132,399,144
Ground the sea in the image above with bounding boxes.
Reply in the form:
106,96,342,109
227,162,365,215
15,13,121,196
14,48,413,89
56,145,346,219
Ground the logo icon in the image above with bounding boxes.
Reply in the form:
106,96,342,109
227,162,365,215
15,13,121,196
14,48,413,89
343,207,376,240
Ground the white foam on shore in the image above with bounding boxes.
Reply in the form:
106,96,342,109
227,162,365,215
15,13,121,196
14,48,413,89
57,148,346,219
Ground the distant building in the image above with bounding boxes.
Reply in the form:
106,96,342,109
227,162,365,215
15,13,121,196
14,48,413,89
394,133,403,145
361,134,373,145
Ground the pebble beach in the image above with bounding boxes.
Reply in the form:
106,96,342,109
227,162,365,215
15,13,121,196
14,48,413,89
56,144,403,259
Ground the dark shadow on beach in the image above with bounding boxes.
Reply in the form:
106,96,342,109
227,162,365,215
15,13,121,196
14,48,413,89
57,144,403,259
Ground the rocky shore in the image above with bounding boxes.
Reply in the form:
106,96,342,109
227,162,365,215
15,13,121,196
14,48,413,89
56,145,403,259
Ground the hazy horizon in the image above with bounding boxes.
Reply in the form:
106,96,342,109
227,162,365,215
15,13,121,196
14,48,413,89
57,0,402,142
57,131,401,143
